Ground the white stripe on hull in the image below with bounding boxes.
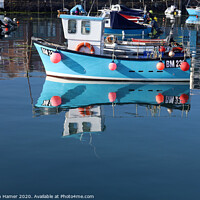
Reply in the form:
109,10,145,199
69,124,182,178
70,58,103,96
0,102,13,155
46,71,190,82
46,76,190,85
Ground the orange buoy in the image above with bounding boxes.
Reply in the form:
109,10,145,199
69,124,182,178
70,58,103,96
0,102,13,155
180,94,189,104
109,61,117,71
50,96,62,106
159,46,166,52
108,92,116,102
50,52,61,64
156,93,164,104
156,61,165,70
180,61,190,71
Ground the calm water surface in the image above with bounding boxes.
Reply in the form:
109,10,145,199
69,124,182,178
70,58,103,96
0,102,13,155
0,14,200,200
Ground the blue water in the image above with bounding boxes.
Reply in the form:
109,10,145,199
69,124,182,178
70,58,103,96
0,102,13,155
0,14,200,200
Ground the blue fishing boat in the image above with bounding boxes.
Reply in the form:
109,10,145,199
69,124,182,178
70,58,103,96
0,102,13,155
32,15,191,82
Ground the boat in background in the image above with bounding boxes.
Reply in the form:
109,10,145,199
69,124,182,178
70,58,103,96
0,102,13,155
186,7,200,16
99,4,144,24
97,4,162,38
70,4,87,15
0,16,18,38
165,5,181,16
186,0,200,16
3,17,18,27
103,11,153,37
0,16,3,37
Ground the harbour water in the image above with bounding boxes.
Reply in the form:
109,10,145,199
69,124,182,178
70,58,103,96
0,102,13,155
1,14,200,200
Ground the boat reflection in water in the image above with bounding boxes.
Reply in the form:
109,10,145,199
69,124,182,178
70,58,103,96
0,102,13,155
186,16,200,25
35,77,190,137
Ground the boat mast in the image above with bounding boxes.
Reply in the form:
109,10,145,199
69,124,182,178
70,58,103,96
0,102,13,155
186,0,191,8
179,0,182,11
109,0,112,8
81,0,86,11
88,0,96,16
84,0,86,11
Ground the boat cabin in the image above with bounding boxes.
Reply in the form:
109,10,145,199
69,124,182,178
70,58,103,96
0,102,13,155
59,15,105,55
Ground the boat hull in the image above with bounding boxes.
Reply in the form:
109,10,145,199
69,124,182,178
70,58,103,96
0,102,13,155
104,27,152,37
119,14,144,23
33,39,191,82
186,8,200,16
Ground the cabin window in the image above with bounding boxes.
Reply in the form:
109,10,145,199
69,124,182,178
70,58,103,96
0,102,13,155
68,20,77,34
81,21,90,35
